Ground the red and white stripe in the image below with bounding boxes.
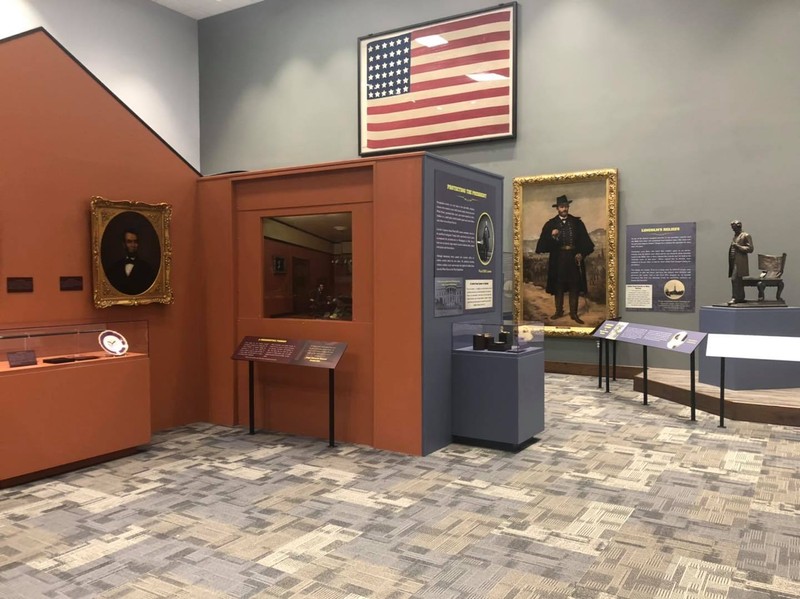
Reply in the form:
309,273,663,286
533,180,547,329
361,7,514,152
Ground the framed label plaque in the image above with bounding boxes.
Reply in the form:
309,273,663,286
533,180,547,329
232,336,346,369
7,350,37,367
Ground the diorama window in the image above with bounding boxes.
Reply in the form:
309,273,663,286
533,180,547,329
262,213,352,320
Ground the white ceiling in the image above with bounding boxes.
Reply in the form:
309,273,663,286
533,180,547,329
148,0,265,20
272,214,352,244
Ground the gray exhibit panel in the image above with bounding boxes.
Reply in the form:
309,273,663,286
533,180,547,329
451,347,544,449
421,154,503,455
698,306,800,390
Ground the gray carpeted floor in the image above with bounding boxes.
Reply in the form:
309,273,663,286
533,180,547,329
1,374,799,598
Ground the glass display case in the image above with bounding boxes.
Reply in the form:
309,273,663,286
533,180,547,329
452,321,544,353
0,321,148,369
1,320,152,484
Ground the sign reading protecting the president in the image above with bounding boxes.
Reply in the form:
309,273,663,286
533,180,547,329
433,171,498,317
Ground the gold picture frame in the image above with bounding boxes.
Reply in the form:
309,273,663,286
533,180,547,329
90,196,173,308
513,169,618,337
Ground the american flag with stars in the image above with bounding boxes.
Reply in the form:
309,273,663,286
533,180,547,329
359,4,516,155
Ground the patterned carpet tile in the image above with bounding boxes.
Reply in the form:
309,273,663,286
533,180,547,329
2,374,800,598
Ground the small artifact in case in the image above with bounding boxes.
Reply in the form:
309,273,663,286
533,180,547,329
498,330,512,346
487,340,509,351
43,356,77,364
98,330,129,356
472,333,493,350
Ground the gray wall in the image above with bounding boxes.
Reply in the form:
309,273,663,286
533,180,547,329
1,0,200,169
179,1,800,366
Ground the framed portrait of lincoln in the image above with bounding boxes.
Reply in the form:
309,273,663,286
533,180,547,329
90,197,173,308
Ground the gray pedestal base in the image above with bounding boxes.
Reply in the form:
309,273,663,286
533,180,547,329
451,347,544,450
699,306,800,390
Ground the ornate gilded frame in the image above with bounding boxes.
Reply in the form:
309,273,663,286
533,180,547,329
513,169,618,337
90,197,173,308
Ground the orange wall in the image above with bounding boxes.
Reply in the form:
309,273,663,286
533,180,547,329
0,31,206,430
236,179,376,446
199,157,426,454
197,177,237,425
372,157,424,454
0,31,430,456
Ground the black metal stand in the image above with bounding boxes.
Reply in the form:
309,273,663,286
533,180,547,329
592,327,699,423
246,361,337,446
248,361,255,434
328,368,335,447
719,357,726,428
597,340,603,389
596,338,617,393
642,346,648,405
613,340,617,381
690,351,696,421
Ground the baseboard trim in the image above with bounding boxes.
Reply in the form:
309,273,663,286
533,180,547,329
545,361,643,379
1,447,145,488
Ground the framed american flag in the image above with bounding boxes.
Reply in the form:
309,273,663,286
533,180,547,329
358,3,517,156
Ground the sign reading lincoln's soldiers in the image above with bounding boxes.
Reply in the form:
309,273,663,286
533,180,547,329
626,222,696,312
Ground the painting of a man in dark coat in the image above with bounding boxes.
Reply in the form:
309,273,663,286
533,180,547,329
535,195,594,324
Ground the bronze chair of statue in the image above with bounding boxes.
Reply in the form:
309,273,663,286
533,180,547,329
742,253,786,302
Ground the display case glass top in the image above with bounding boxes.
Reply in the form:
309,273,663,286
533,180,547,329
0,321,148,370
452,321,544,353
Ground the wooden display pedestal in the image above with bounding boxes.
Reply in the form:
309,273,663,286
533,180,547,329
0,354,151,485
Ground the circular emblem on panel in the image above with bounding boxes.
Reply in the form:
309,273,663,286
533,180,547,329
664,279,685,299
98,330,129,356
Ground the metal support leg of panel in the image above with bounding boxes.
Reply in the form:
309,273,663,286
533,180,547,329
690,352,696,422
642,346,648,406
248,361,255,434
329,368,336,447
597,340,603,388
719,357,726,428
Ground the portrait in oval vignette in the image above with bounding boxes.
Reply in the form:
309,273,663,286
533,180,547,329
513,170,618,337
476,212,495,265
101,211,160,296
